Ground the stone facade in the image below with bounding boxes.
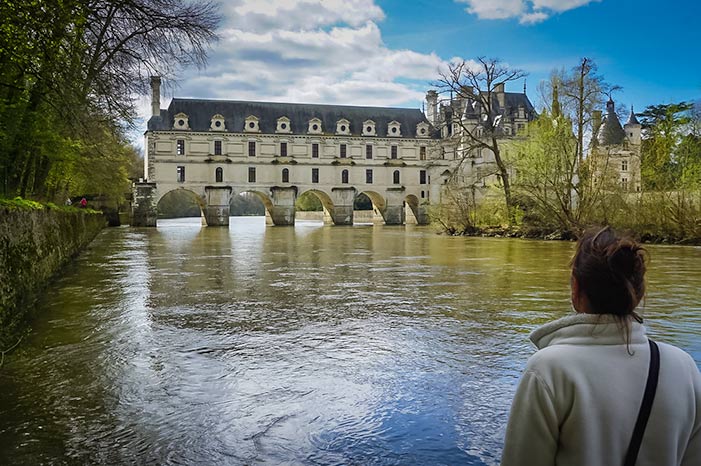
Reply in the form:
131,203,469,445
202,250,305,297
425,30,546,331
138,77,535,226
590,100,642,192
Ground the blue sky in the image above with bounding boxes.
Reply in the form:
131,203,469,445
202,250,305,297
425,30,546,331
140,0,701,131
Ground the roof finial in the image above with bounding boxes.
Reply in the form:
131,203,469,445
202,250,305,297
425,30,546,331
523,79,527,95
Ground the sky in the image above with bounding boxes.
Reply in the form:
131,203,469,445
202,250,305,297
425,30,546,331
138,0,701,136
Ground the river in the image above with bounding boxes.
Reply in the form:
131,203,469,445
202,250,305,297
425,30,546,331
1,217,699,465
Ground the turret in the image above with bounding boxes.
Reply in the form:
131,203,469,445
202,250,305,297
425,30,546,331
551,81,561,118
624,105,641,145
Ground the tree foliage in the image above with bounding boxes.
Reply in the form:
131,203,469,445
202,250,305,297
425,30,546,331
0,0,220,204
638,102,695,190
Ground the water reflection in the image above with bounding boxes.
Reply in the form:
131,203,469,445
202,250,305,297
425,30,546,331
0,217,699,465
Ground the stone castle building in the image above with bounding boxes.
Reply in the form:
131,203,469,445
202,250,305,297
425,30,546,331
134,77,536,226
590,99,642,191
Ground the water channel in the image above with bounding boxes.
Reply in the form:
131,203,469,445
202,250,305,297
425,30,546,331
1,217,700,465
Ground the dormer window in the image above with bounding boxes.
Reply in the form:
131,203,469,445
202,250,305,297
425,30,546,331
416,122,429,138
210,114,226,131
276,116,291,133
388,121,401,137
336,118,351,135
362,120,376,136
244,115,260,132
308,118,322,134
173,113,190,130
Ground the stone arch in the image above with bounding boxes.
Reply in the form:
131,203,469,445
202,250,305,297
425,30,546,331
405,194,420,223
298,188,335,214
358,190,386,212
238,189,274,216
155,187,206,223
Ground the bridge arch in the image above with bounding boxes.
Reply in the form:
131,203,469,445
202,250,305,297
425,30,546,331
156,187,206,223
237,189,275,217
405,193,420,224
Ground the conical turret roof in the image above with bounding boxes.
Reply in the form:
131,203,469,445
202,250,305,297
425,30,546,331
597,98,626,145
625,105,640,126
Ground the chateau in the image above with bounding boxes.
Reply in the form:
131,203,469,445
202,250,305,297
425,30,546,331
590,99,642,191
134,77,537,226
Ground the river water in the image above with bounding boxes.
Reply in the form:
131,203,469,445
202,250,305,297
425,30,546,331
1,217,699,465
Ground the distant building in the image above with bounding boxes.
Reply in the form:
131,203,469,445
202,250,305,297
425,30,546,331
590,99,642,192
424,83,537,187
135,76,536,226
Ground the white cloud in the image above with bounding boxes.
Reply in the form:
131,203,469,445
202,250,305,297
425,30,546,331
456,0,600,24
141,0,450,130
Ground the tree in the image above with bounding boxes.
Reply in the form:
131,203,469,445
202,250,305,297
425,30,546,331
0,0,220,201
512,108,578,231
554,58,618,165
638,102,693,190
435,57,527,224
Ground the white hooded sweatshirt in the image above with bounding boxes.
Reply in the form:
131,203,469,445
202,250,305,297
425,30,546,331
501,313,701,466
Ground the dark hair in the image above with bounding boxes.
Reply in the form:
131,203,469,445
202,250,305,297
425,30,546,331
572,226,647,319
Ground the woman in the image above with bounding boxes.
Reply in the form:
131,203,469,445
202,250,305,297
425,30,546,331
501,227,701,466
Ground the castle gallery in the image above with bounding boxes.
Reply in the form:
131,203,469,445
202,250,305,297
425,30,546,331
135,77,641,227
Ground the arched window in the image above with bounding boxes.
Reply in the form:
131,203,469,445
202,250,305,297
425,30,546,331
341,169,349,184
393,170,400,185
282,168,289,183
215,167,223,183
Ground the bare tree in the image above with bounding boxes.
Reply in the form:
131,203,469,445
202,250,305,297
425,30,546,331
435,57,527,224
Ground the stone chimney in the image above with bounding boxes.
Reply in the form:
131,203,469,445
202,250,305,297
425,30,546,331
494,82,505,108
426,90,438,125
150,76,161,117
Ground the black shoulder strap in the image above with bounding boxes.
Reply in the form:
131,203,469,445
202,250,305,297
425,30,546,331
623,339,660,466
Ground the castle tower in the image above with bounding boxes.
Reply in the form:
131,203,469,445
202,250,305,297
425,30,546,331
624,106,641,145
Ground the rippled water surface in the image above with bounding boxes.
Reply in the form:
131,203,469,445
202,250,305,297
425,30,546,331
1,217,700,465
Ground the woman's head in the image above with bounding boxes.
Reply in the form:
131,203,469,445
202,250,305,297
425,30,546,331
571,226,647,317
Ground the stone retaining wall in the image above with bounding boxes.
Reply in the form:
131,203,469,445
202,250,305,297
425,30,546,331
0,209,105,348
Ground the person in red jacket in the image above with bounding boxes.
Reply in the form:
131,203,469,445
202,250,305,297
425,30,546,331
79,197,87,208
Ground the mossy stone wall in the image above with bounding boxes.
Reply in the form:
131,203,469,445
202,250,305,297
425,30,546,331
0,209,106,348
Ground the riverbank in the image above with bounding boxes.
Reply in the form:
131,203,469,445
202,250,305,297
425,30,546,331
0,199,106,351
446,225,701,245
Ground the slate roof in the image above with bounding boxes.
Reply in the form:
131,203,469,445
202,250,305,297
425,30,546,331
460,92,537,121
597,99,626,145
148,98,435,138
625,106,640,126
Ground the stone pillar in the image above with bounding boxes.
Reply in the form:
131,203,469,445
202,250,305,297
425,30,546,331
204,186,232,226
270,186,297,226
131,182,158,227
383,187,406,225
330,187,356,225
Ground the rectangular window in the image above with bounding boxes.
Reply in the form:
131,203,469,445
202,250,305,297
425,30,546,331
248,167,256,183
366,144,372,159
366,169,373,184
312,143,319,158
248,141,256,157
391,145,398,159
214,140,222,155
176,139,185,156
340,144,347,158
419,170,427,185
280,142,288,157
420,146,426,160
312,168,319,184
176,165,185,182
621,160,628,172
